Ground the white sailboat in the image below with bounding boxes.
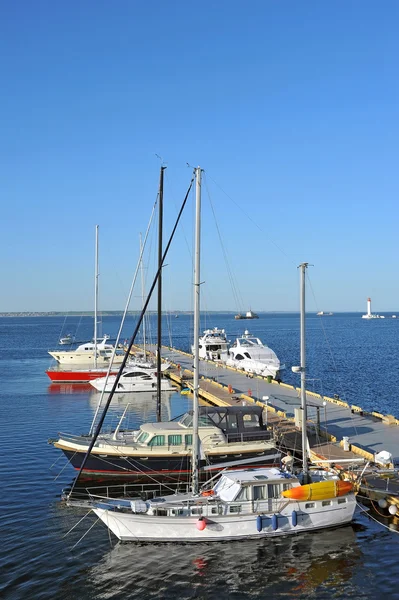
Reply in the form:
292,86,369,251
48,226,124,367
88,175,357,542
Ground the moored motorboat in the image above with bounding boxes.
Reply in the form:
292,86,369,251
225,330,284,379
194,327,229,361
48,335,125,366
52,405,279,478
90,368,175,393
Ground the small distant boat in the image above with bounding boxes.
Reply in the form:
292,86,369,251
235,310,259,320
59,334,74,345
316,311,333,316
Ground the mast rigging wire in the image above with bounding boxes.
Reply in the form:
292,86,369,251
68,174,195,498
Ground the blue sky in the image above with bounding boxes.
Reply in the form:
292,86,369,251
1,1,398,312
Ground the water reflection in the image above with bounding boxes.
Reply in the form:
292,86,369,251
88,389,180,422
48,383,92,394
86,525,362,599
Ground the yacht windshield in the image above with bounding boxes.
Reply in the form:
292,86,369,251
240,338,258,346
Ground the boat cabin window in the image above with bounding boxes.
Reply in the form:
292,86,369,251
191,508,202,515
253,486,266,500
209,344,222,351
322,500,332,506
179,414,192,427
137,431,149,443
226,414,238,429
185,434,193,445
168,435,182,445
244,352,251,359
337,498,347,504
235,354,245,361
243,414,260,428
148,435,165,447
305,502,315,508
229,505,241,513
235,487,249,501
124,372,146,378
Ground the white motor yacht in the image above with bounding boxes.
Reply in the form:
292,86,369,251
90,368,176,393
193,327,229,361
226,330,284,379
49,335,125,366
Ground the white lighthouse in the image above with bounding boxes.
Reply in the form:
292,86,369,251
362,297,383,319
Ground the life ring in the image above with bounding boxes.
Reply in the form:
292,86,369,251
200,489,215,497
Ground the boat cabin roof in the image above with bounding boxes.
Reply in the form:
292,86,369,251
138,405,267,437
218,467,295,484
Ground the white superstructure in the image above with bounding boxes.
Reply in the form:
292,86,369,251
90,368,175,393
226,330,283,379
194,327,229,361
49,335,125,366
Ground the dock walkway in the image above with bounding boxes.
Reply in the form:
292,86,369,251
155,346,399,463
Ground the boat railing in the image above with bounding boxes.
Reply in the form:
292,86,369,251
65,480,192,506
224,430,275,444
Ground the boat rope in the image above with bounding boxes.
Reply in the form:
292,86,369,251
203,173,244,313
67,174,195,498
356,501,399,534
63,510,92,537
205,172,293,260
53,452,80,481
89,197,158,435
71,517,101,549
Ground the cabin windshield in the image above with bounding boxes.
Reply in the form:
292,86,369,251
239,337,258,346
178,413,216,428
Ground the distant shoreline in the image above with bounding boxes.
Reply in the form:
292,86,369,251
0,311,374,317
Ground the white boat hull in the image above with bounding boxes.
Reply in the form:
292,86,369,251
90,377,176,393
93,495,356,542
226,357,281,378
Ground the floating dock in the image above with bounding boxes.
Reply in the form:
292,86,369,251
143,344,399,517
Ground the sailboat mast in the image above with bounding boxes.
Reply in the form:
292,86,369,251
94,225,99,368
140,233,146,359
299,262,309,479
156,166,165,422
191,166,202,496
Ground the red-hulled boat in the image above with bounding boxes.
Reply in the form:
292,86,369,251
46,367,118,383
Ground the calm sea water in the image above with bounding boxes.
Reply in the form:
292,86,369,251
1,314,398,599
